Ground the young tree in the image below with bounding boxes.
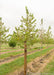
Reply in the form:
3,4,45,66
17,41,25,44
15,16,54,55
45,26,52,47
0,17,9,52
8,31,17,48
9,39,16,48
38,18,45,48
14,7,38,75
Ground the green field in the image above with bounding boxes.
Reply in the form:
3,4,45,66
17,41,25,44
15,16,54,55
0,47,43,59
0,43,47,59
0,46,54,75
0,44,53,59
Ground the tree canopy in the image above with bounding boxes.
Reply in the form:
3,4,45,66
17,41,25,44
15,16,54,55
0,17,9,45
14,7,38,47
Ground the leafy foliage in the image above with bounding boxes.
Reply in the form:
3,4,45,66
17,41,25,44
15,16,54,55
14,7,38,47
9,39,16,47
0,17,9,49
8,32,17,48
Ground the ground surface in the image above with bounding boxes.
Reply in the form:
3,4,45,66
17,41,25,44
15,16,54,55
11,48,54,75
0,44,54,75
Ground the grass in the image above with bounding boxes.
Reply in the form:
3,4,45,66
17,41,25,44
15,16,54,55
1,43,49,52
1,43,53,52
1,46,41,52
1,48,19,52
0,46,54,75
27,46,54,62
0,47,43,59
0,50,23,59
42,56,54,74
1,43,20,50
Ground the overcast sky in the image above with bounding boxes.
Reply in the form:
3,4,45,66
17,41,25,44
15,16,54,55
0,0,54,35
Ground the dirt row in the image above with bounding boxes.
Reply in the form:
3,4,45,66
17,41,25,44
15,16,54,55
1,45,53,54
0,46,53,65
17,49,54,75
0,48,42,65
1,49,23,54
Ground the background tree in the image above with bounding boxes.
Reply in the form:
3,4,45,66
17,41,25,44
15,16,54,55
8,32,17,48
45,26,52,47
9,39,16,48
14,7,38,75
0,17,9,52
38,18,45,48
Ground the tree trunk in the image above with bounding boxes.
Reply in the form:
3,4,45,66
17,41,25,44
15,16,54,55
47,43,48,48
0,43,1,56
41,42,42,48
24,41,27,75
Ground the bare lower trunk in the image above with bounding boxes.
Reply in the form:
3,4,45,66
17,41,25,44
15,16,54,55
47,44,48,48
41,42,43,49
0,43,1,56
41,43,42,48
24,41,27,75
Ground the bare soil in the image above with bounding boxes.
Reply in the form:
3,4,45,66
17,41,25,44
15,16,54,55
27,49,54,73
1,49,23,54
0,48,42,65
10,49,54,75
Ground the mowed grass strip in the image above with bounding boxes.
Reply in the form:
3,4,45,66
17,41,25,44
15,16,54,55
0,47,43,59
0,50,23,59
42,56,54,73
1,46,42,52
0,46,54,75
1,43,47,52
1,48,19,52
